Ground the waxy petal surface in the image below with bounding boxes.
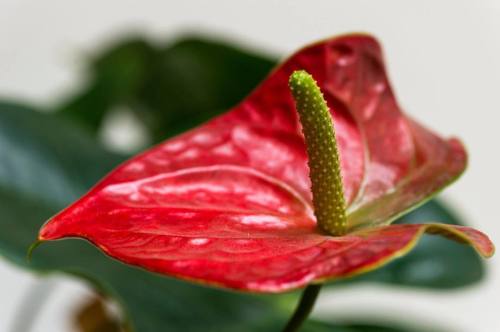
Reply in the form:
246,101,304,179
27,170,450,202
41,207,493,292
39,34,490,292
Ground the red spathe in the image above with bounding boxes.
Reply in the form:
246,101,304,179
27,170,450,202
39,34,493,292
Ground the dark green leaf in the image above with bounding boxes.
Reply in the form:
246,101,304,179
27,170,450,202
0,102,124,208
56,38,157,132
138,36,276,142
56,36,276,142
302,321,427,332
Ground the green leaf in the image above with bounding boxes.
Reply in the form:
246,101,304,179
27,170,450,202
0,102,483,331
56,38,157,132
56,36,276,142
302,321,427,332
0,102,124,208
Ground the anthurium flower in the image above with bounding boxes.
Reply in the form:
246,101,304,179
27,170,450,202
38,34,493,293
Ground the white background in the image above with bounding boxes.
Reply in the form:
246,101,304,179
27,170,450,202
0,1,499,331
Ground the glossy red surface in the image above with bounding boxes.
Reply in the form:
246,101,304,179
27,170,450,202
39,34,493,292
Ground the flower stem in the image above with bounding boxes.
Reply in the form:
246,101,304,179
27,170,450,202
281,284,322,332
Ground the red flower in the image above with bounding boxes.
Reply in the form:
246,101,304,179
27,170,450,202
38,34,493,293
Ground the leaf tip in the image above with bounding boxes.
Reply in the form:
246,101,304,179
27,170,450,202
26,239,44,263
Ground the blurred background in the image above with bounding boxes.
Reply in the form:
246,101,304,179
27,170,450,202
1,0,499,331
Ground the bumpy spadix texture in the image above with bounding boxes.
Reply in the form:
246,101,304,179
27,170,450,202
38,34,494,292
289,70,347,236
